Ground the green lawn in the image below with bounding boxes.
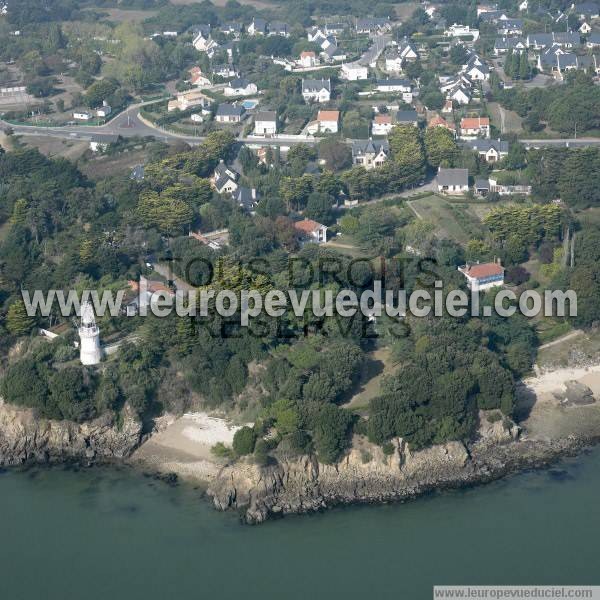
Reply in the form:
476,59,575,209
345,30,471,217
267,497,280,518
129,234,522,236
409,194,487,244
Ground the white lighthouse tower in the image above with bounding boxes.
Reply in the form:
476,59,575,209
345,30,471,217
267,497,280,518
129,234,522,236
79,301,102,365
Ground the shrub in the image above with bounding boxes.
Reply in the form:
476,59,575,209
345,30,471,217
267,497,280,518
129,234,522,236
232,426,257,456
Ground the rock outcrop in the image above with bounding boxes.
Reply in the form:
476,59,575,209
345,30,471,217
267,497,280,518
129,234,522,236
0,399,143,467
207,412,588,524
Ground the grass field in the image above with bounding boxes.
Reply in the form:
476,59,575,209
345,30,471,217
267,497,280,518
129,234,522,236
408,194,487,244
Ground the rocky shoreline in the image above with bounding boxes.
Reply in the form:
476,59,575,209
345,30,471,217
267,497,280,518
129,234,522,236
0,399,143,467
1,396,599,525
207,419,598,524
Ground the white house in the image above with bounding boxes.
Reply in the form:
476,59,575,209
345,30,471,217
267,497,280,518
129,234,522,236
248,18,268,35
188,66,211,87
458,261,504,291
463,139,509,162
340,63,368,80
385,52,404,73
96,102,111,118
168,89,212,112
215,103,245,123
437,168,469,194
294,218,328,243
376,78,413,103
302,78,331,103
460,116,490,139
445,24,480,40
372,114,393,136
212,160,239,194
254,110,277,136
193,32,219,54
299,51,319,68
398,37,419,60
73,112,92,121
223,78,258,97
316,110,339,133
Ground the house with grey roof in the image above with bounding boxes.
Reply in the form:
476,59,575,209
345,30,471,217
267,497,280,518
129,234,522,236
248,18,267,35
462,139,509,162
268,21,289,37
233,187,259,212
394,110,419,126
573,2,600,19
215,103,245,123
494,37,526,55
586,31,600,47
302,78,331,103
437,168,469,194
351,139,390,169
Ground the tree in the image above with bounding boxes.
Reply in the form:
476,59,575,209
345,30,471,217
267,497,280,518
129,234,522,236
6,300,35,336
308,404,352,464
233,426,257,456
318,138,352,171
424,126,458,167
279,175,313,211
304,192,334,224
389,125,426,185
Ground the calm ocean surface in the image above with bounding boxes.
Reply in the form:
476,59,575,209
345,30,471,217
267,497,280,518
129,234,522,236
1,448,599,600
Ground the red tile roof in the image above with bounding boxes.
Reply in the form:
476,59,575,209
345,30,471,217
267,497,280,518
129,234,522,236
461,262,504,279
317,110,340,121
294,218,325,233
460,117,490,129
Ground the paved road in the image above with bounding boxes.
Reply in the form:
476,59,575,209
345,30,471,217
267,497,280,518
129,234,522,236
520,138,600,148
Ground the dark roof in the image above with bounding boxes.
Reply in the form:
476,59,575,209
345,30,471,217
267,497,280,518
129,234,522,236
475,178,490,189
437,168,469,186
229,77,251,88
352,139,389,156
130,165,145,181
395,110,418,122
255,110,276,121
463,139,509,153
216,103,244,117
190,24,211,36
302,78,331,92
233,187,258,210
377,78,412,87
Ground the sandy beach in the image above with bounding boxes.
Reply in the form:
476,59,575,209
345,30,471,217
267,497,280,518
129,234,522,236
132,412,247,481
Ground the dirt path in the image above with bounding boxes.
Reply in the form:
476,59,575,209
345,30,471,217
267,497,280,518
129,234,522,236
538,329,583,350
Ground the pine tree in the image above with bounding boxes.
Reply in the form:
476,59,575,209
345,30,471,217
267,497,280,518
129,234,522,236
518,52,529,80
10,199,28,227
6,300,35,336
505,50,514,80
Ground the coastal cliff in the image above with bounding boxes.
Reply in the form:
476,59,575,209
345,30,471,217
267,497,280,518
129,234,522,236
208,415,589,523
0,398,143,467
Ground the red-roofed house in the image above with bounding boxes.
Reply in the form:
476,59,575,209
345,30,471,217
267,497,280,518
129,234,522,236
459,116,490,139
372,114,393,136
299,50,319,68
427,114,456,135
458,261,504,291
294,218,328,243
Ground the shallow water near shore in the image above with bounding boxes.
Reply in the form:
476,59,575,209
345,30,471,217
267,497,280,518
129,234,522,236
1,449,600,600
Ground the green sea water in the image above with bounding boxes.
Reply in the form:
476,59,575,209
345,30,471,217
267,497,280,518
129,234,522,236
0,449,599,600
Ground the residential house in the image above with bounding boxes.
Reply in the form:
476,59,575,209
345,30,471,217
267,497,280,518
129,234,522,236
445,24,480,40
586,31,600,46
73,111,92,121
351,139,390,169
325,23,346,35
494,36,526,55
462,139,509,161
459,116,490,139
372,114,393,136
188,66,211,87
223,78,258,97
268,22,290,37
321,44,347,62
497,18,524,35
395,109,419,126
316,110,339,133
307,26,326,42
233,187,259,212
221,22,243,36
248,18,268,35
463,56,491,80
340,63,368,80
519,0,528,10
376,78,413,102
212,161,239,194
489,175,532,195
89,134,118,152
384,50,404,73
427,114,456,135
527,31,580,49
437,168,469,194
168,89,212,112
572,2,600,19
212,64,238,78
299,51,319,68
442,99,454,114
474,178,491,196
254,111,277,136
294,218,328,243
537,45,594,75
397,37,419,60
448,84,472,105
193,32,219,55
215,103,245,123
96,102,112,118
191,24,211,37
580,21,593,34
355,18,390,33
458,261,504,291
302,78,331,103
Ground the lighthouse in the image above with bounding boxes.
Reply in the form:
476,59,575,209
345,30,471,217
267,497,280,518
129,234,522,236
79,301,102,365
